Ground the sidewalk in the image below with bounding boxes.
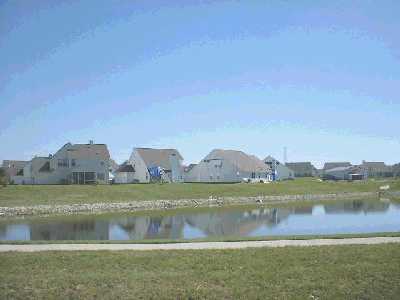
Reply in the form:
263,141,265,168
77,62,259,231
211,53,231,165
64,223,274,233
1,237,399,252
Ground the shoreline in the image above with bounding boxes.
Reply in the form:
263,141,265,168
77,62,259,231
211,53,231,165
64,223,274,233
1,190,398,218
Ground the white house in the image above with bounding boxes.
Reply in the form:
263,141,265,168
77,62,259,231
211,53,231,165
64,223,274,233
263,156,294,181
185,149,271,183
11,141,110,184
115,148,184,183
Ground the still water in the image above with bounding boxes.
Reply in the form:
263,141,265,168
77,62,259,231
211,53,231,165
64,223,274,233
1,199,400,241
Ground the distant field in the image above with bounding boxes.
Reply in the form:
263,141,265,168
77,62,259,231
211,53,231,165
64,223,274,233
1,244,399,299
0,178,399,207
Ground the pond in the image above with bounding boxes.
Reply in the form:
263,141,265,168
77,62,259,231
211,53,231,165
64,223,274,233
1,199,400,241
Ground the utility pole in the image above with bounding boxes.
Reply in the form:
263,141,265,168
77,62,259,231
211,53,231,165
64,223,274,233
283,147,287,164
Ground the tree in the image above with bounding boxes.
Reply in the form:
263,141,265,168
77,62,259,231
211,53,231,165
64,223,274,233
0,167,7,186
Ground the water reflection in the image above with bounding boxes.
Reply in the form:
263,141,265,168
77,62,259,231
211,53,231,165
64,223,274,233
0,200,399,241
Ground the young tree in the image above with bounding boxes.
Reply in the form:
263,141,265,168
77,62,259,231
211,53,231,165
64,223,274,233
0,168,7,186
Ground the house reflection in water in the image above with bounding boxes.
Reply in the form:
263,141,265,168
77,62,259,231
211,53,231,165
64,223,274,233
0,199,397,241
109,215,186,240
29,220,110,240
323,200,390,214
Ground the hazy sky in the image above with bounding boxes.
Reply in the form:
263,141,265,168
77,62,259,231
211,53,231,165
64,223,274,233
1,0,399,167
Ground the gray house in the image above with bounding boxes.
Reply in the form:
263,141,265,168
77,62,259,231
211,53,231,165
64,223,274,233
323,166,365,181
285,162,317,177
360,161,393,178
11,142,111,184
393,163,400,177
114,161,136,184
185,149,271,183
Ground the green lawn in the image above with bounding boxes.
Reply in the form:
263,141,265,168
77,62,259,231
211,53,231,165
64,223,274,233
1,244,400,299
0,178,399,207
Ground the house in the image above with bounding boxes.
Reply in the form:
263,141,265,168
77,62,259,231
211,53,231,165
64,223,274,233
285,162,317,177
115,148,184,183
393,163,400,177
323,166,365,181
360,161,393,178
323,162,352,171
114,161,136,184
11,141,111,184
263,156,294,180
185,149,272,183
1,160,29,182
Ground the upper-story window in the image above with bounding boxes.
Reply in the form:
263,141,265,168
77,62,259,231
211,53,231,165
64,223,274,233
58,159,69,168
71,159,76,167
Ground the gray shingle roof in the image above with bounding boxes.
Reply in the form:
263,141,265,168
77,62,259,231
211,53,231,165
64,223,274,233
205,149,270,172
55,143,110,160
116,162,135,173
136,148,183,170
323,162,351,170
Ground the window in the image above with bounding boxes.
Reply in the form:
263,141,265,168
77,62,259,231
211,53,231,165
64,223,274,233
71,159,76,167
57,159,69,168
84,172,96,184
97,173,105,181
100,161,105,166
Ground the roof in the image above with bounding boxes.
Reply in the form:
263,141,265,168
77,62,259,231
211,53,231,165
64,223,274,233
39,161,51,172
362,161,386,168
323,162,351,170
285,162,316,173
325,166,352,172
116,161,135,173
1,160,29,169
264,155,278,162
204,149,270,172
135,148,183,170
55,143,110,160
184,164,197,173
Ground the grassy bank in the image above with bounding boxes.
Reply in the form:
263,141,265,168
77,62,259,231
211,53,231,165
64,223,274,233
0,178,399,207
1,244,400,299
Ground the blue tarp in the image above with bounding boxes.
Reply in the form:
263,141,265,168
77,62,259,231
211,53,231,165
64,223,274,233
148,166,164,179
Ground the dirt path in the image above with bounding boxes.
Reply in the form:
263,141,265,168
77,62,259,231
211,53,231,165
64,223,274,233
1,237,399,252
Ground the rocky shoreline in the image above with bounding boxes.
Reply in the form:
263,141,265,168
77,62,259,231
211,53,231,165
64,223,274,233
1,191,397,218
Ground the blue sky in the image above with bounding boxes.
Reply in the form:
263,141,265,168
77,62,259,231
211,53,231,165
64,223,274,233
1,0,399,167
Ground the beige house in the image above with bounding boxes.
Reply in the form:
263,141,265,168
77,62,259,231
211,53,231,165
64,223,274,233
11,142,110,184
